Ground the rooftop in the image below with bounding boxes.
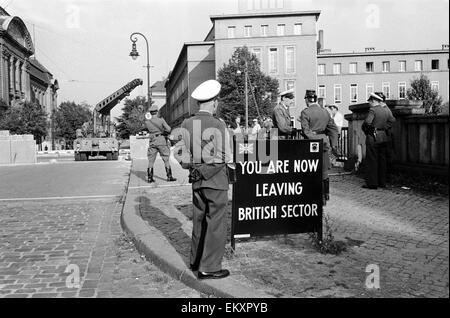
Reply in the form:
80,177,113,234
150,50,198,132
210,10,321,21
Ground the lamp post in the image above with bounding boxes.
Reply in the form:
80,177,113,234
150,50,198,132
237,59,249,131
129,32,151,109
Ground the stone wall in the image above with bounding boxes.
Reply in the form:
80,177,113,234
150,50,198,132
344,100,449,177
0,130,37,164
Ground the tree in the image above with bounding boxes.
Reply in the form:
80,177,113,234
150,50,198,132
53,101,92,148
115,96,149,139
216,46,279,127
0,101,48,143
407,74,443,114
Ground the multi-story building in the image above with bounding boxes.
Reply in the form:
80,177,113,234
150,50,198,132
164,0,319,126
164,1,449,128
0,6,58,149
150,79,167,111
164,41,215,127
317,45,449,123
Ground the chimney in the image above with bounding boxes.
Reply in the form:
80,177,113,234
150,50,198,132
365,47,375,52
319,30,324,49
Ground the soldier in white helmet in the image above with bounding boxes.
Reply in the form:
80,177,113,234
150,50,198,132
174,79,232,280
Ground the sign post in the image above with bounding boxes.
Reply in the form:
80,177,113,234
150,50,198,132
231,139,323,249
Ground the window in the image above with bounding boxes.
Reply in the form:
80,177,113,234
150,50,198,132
285,46,295,74
227,26,235,39
399,60,406,72
382,61,390,72
431,81,439,92
382,82,391,99
251,47,262,64
244,25,252,37
432,59,440,70
366,83,374,100
350,84,358,103
398,82,406,99
415,60,423,71
318,64,326,75
261,25,268,36
318,85,326,98
334,84,342,104
285,80,295,91
269,48,278,73
277,24,285,36
349,62,357,74
366,62,374,72
294,23,302,35
333,63,341,75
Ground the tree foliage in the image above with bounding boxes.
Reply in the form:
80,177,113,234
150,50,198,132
216,46,279,127
407,74,443,114
115,96,149,139
0,100,48,143
53,101,92,148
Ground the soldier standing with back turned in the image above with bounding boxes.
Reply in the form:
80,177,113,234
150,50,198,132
174,79,232,280
143,104,177,183
300,90,339,206
362,92,396,189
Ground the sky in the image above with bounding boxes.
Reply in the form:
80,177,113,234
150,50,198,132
3,0,449,120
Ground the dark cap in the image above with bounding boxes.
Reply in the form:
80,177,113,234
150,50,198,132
304,89,317,99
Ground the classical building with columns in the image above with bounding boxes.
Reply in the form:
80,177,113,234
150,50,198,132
0,7,59,149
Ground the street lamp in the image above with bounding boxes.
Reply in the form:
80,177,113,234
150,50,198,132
236,59,249,131
129,32,151,109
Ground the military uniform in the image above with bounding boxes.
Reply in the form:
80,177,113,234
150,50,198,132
300,90,339,205
363,92,396,189
174,80,232,279
143,105,176,182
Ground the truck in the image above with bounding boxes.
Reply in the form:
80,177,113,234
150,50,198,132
74,78,143,161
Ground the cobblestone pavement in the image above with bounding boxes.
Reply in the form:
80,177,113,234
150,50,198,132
138,172,448,298
0,198,201,298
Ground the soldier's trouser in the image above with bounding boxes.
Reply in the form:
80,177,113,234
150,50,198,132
365,138,388,187
190,188,228,273
147,145,171,169
322,148,330,180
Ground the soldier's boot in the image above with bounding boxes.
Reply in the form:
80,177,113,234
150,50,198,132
147,168,155,183
166,167,177,182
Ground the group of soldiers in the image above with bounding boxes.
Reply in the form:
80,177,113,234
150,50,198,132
141,79,395,281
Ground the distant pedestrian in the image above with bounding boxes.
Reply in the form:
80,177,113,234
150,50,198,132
326,105,344,135
174,79,232,280
143,105,177,183
300,90,339,206
249,118,261,140
362,92,396,189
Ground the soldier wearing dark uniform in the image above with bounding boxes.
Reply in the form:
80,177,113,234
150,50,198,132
143,104,177,183
362,92,396,189
272,89,296,139
300,90,339,206
174,80,232,280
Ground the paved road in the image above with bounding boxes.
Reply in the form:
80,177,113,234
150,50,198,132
0,160,200,298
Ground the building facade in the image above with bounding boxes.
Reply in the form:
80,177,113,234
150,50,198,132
165,9,320,127
164,2,449,129
164,41,215,127
0,7,58,149
317,46,450,124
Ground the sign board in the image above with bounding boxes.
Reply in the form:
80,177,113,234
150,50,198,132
232,139,323,243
